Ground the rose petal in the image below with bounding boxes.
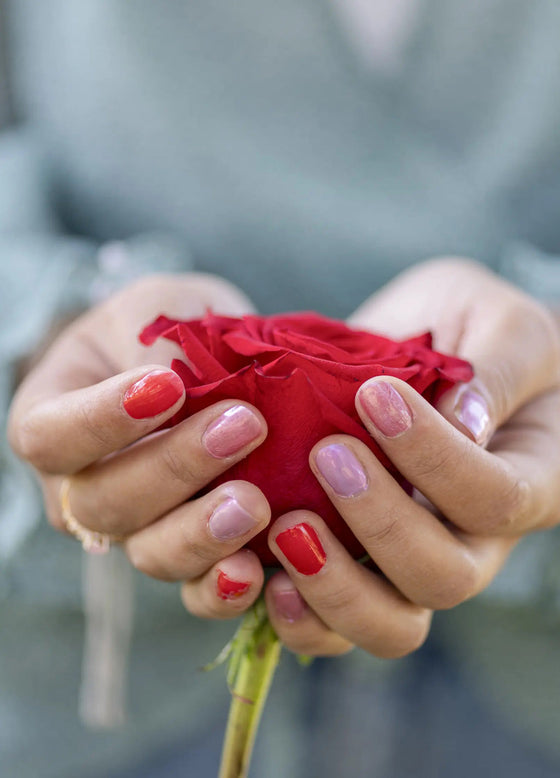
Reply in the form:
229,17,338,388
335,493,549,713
140,310,473,565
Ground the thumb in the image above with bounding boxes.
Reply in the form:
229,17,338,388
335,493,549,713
437,302,560,445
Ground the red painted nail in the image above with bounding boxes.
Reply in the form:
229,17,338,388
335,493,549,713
216,571,251,600
123,370,184,419
275,523,326,575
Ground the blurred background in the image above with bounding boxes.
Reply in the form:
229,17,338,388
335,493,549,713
2,2,560,776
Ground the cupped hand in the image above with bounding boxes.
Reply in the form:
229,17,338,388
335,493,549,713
264,258,560,658
9,273,271,618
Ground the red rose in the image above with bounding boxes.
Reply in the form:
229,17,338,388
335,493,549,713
140,312,472,566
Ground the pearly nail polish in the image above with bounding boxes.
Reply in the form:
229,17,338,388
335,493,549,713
358,380,412,437
454,385,491,446
203,405,262,458
315,444,368,498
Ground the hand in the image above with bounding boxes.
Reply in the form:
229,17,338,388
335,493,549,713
9,273,271,617
262,258,560,658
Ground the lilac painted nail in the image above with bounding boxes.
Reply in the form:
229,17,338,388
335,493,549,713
203,405,262,458
315,444,368,498
208,498,257,540
358,380,412,437
454,385,491,446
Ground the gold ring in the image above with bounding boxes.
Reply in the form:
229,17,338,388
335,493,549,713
60,478,114,554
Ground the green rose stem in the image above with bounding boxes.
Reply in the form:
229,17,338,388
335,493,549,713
206,598,281,778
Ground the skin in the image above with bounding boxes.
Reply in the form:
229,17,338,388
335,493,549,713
8,258,560,659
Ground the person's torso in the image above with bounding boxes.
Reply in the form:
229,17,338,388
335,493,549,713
7,0,560,315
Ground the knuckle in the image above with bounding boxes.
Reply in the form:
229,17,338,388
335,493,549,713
8,409,47,468
179,519,220,567
160,446,199,487
361,510,403,550
412,440,462,483
383,610,432,659
78,403,115,452
484,474,532,533
423,553,480,610
316,582,357,615
501,476,532,527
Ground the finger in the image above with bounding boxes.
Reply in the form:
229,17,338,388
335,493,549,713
348,258,560,442
52,400,267,536
355,377,538,535
265,572,353,656
124,481,271,581
438,287,560,436
311,436,516,609
482,389,560,531
9,365,186,474
180,549,263,620
269,511,432,659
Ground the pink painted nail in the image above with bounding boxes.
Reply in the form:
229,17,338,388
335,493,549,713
454,385,491,446
203,406,262,458
315,444,368,498
358,381,412,437
273,587,306,622
208,498,257,540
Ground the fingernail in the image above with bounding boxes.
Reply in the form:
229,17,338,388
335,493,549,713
273,587,306,622
123,370,184,419
358,380,412,437
216,570,251,600
315,444,368,498
208,498,257,540
276,523,326,575
454,385,491,446
203,405,262,458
